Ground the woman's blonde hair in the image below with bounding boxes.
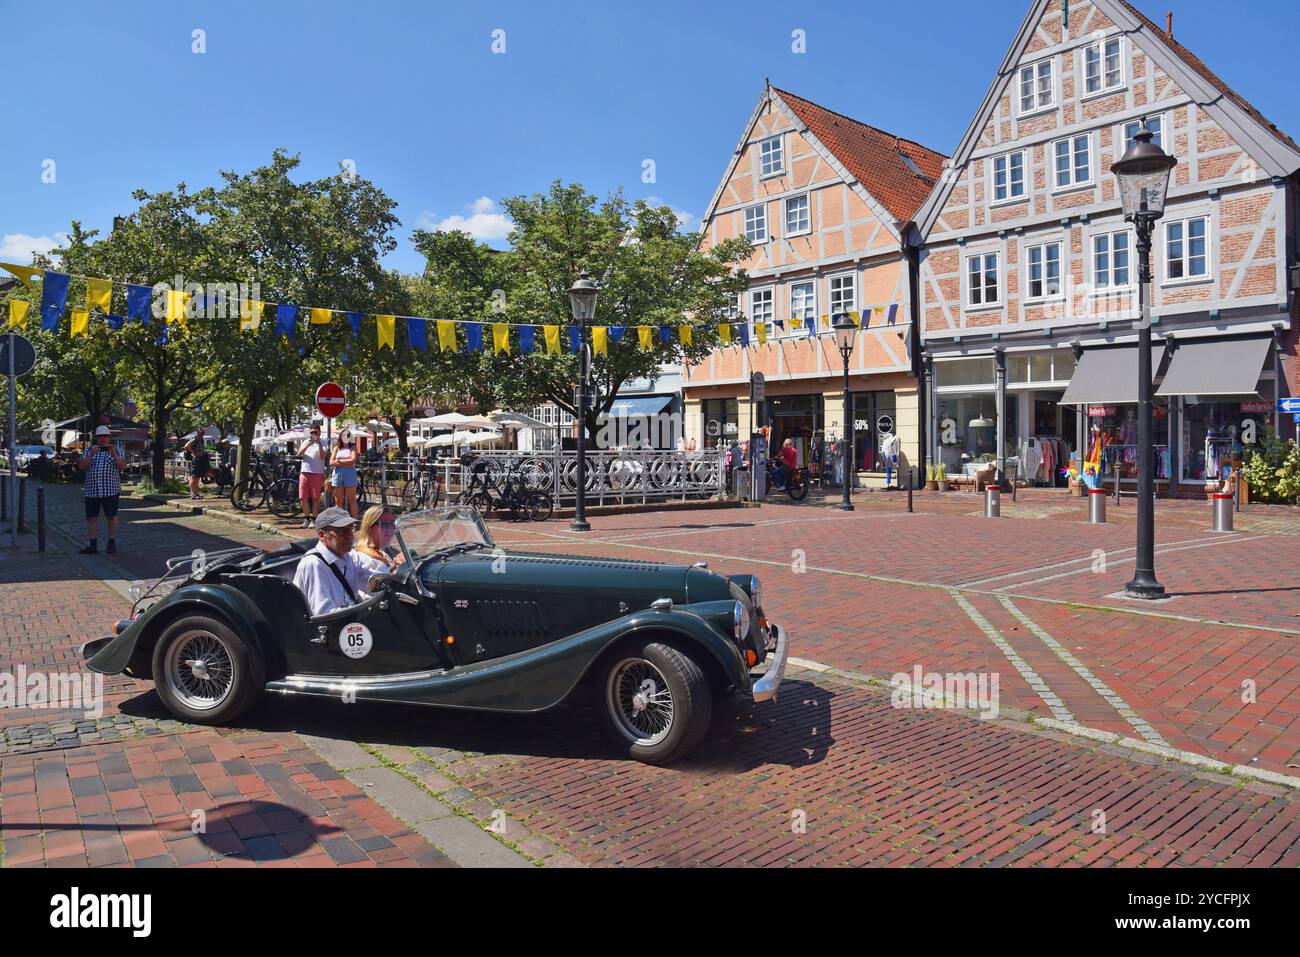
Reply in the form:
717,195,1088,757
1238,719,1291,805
356,505,395,554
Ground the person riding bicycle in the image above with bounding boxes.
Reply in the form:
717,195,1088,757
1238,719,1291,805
772,438,797,489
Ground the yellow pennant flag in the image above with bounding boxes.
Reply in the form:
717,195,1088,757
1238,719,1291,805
637,326,654,350
165,290,190,327
0,262,43,288
543,324,560,355
70,309,89,338
492,323,510,354
240,300,263,332
819,314,830,329
850,310,862,327
437,319,456,352
86,278,113,315
310,308,332,325
791,317,803,330
678,325,692,346
756,322,768,345
376,314,395,350
592,326,607,357
874,306,885,318
8,300,30,330
718,322,731,345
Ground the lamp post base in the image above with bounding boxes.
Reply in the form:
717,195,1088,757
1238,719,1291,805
569,519,591,532
834,502,854,512
1124,577,1165,599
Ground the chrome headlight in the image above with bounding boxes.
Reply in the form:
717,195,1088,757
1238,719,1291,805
732,600,747,642
747,575,762,611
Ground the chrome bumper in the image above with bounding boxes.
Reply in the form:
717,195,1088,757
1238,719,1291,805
751,623,788,702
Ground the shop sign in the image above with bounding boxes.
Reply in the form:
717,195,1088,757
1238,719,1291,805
1241,401,1270,414
1087,405,1117,417
877,414,894,435
853,419,871,431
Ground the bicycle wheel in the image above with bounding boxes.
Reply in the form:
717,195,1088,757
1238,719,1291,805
400,477,424,512
527,491,554,522
268,479,301,518
230,476,266,512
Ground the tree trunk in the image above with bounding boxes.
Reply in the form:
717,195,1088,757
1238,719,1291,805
393,417,408,458
151,397,170,487
236,404,259,487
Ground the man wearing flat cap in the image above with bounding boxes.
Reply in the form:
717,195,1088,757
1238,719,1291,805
292,506,381,617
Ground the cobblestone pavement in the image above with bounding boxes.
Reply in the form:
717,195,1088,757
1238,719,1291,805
2,480,1298,866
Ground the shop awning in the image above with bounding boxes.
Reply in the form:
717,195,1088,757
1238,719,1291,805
1156,336,1271,397
1059,344,1166,406
604,395,675,417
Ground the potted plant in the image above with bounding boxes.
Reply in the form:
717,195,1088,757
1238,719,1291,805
935,463,949,493
925,463,939,491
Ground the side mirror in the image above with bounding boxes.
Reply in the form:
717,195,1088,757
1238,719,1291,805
368,574,394,593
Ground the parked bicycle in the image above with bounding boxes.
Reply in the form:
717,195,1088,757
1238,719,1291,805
456,455,553,521
230,454,287,512
399,457,444,512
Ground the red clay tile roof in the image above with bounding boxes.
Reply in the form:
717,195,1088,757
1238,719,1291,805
772,87,949,225
1116,0,1299,152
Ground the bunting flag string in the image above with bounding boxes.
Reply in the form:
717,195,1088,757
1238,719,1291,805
0,260,907,358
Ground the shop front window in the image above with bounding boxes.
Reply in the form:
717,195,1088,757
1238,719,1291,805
701,398,739,450
1180,380,1273,482
935,393,1019,477
765,395,822,470
849,391,897,472
1085,404,1170,479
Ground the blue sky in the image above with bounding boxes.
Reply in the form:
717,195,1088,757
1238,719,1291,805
3,0,1297,275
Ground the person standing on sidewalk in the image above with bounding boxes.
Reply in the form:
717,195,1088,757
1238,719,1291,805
184,431,211,500
77,425,127,554
330,431,360,519
297,425,326,528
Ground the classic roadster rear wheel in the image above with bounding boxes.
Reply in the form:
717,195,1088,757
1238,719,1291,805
597,640,712,765
151,614,264,725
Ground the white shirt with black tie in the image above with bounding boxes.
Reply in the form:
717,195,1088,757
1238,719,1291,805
292,541,376,617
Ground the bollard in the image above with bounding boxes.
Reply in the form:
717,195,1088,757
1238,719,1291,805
907,469,914,513
17,476,25,532
1212,492,1233,532
1088,487,1107,524
37,486,45,552
985,486,1001,517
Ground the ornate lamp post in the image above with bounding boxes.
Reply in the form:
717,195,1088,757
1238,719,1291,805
568,271,599,532
832,313,857,512
1111,124,1176,599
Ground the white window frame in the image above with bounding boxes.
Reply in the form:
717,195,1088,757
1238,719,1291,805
1024,240,1064,302
990,150,1028,205
1090,228,1134,291
750,287,775,339
1082,35,1125,98
1017,58,1056,116
1119,113,1166,158
788,280,816,337
743,203,768,243
758,135,784,178
1052,133,1093,191
1163,215,1211,285
828,272,856,316
965,252,1001,309
784,194,811,236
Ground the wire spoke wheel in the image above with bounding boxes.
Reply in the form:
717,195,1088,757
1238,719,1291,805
164,630,236,712
607,657,675,746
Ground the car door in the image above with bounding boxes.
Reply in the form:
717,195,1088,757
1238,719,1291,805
303,582,445,678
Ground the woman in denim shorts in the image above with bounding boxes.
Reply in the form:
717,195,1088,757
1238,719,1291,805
330,432,360,517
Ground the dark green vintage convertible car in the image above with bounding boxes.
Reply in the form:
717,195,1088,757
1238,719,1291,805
82,507,787,764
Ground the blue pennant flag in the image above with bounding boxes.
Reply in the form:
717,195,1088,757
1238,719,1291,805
610,325,626,343
568,326,581,354
658,325,671,344
347,311,363,336
808,316,818,339
519,325,535,354
127,284,152,323
341,350,349,365
275,304,298,341
407,317,427,350
774,320,785,331
464,322,482,352
156,321,169,346
39,271,70,332
738,324,750,347
106,314,125,331
887,304,899,325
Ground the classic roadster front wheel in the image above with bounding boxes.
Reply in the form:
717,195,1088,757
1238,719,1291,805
151,614,264,725
597,640,712,765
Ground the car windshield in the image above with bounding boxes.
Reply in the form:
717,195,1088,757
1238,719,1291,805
394,506,494,564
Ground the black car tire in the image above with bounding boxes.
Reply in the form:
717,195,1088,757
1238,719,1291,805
151,614,264,725
596,639,712,765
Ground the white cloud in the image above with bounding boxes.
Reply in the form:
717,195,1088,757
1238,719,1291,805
0,232,67,262
417,197,512,241
643,197,696,231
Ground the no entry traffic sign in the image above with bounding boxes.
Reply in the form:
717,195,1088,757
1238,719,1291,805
316,381,347,419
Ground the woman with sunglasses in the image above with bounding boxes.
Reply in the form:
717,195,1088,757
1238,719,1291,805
352,505,407,574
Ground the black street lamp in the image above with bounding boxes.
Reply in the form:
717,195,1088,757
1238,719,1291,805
832,313,857,512
1111,125,1177,599
568,271,599,532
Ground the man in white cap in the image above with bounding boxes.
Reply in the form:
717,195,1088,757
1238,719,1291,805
77,425,129,554
292,506,381,617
